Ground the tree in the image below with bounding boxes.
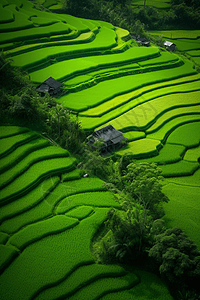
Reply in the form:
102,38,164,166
122,161,169,219
149,227,200,286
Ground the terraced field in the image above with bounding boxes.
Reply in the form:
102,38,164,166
1,1,200,298
0,126,173,300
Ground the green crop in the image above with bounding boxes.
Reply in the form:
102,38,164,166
160,160,199,177
116,138,161,158
36,264,127,300
0,131,39,158
138,143,186,164
163,183,200,249
0,176,59,224
66,206,94,220
184,145,200,162
8,215,79,250
0,126,28,139
166,121,200,147
0,146,69,189
56,191,120,214
147,115,200,143
0,156,76,205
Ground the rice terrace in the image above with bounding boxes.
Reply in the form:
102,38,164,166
0,0,200,299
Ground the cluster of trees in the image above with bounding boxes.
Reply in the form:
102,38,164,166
0,52,85,153
81,151,200,300
63,0,200,34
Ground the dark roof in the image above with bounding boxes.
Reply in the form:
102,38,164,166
93,124,126,145
36,76,63,93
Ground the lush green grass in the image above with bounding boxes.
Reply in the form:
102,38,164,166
0,208,109,300
56,191,120,214
0,4,14,24
146,104,200,134
8,32,95,57
60,60,196,112
148,30,200,39
123,131,146,141
0,244,18,272
30,47,159,83
100,89,200,133
0,137,50,173
35,264,128,300
0,126,28,139
66,272,138,300
159,160,199,177
0,156,76,205
184,145,200,162
147,115,200,143
167,167,200,187
137,143,186,164
162,183,200,249
166,121,200,147
187,50,200,57
0,232,9,244
66,206,94,220
116,138,161,158
8,215,79,250
0,146,69,189
139,52,179,66
0,176,59,224
100,269,173,300
0,131,39,159
10,27,117,70
62,168,82,181
132,0,171,9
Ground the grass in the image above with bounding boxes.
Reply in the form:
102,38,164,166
0,208,109,300
0,21,72,44
162,183,200,249
79,73,200,118
137,143,186,164
66,206,94,220
8,32,95,57
0,4,14,24
146,104,200,134
132,0,171,9
60,60,196,112
116,138,161,158
0,156,76,205
10,27,117,70
166,121,200,147
30,47,159,83
167,167,200,187
100,269,173,300
0,131,39,159
0,146,69,189
147,115,200,143
184,145,200,162
0,176,59,224
0,244,18,272
159,160,199,177
123,131,146,141
8,215,79,250
0,137,50,173
55,191,120,214
187,50,200,57
67,272,138,300
0,126,28,139
35,264,128,300
100,89,200,133
62,168,82,181
148,30,200,39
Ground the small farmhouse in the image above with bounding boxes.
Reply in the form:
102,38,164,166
36,76,63,96
164,41,176,51
131,35,150,47
87,124,128,153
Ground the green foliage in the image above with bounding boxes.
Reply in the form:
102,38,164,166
122,161,169,218
149,227,200,286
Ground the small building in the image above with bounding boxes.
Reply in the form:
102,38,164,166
164,41,176,52
131,35,150,47
87,124,128,153
36,76,63,96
